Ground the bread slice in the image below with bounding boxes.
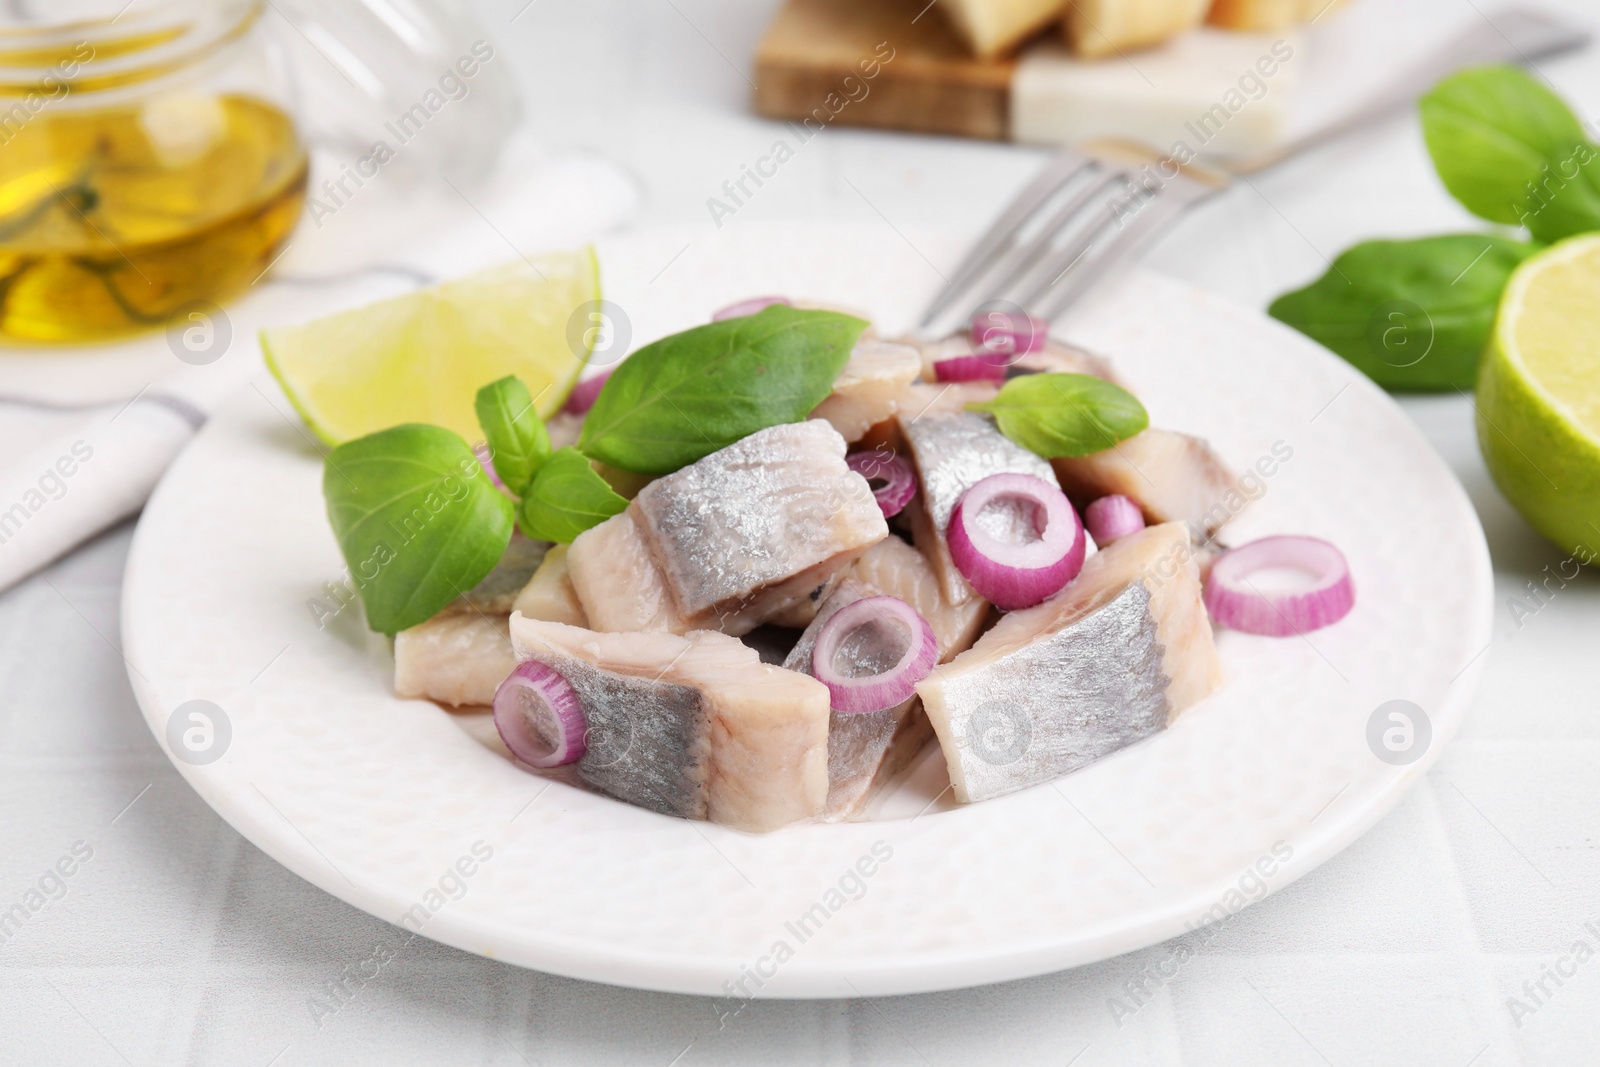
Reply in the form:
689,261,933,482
1206,0,1344,31
1064,0,1212,59
941,0,1067,58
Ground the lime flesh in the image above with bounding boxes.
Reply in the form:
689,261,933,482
1477,233,1600,558
263,249,600,444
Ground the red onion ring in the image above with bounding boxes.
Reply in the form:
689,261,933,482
473,441,505,490
1083,494,1145,544
932,352,1008,383
493,660,588,767
970,310,1048,358
948,473,1084,610
811,595,937,715
846,451,917,518
712,295,791,321
563,368,613,415
1204,535,1355,636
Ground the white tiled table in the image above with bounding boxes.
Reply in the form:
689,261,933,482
4,1,1600,1063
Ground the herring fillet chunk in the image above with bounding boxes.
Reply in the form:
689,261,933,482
510,615,831,831
1050,428,1240,540
917,522,1221,803
569,420,887,636
810,338,922,443
783,536,988,819
394,611,513,708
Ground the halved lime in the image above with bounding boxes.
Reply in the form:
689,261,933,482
263,249,599,444
1477,233,1600,557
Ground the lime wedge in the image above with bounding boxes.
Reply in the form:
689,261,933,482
263,250,600,444
1477,233,1600,557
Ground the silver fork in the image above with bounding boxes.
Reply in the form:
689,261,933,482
917,6,1591,337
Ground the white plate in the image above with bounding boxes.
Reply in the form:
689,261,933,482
122,223,1492,998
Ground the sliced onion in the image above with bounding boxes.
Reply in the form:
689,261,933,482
811,595,937,714
473,441,504,489
1083,494,1145,544
948,472,1084,610
712,295,790,321
970,310,1048,358
493,660,588,767
846,451,917,518
1204,535,1354,637
563,368,613,415
933,352,1008,383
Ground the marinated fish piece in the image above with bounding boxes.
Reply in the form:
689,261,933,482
917,522,1221,803
546,411,585,451
510,615,831,831
512,544,588,628
898,406,1059,604
455,533,549,614
782,537,987,819
784,583,924,820
566,506,689,634
393,534,548,706
764,570,845,629
394,611,513,708
1010,340,1121,386
811,338,922,443
1050,428,1240,541
848,536,990,661
571,420,888,636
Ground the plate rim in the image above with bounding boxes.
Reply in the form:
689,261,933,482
120,228,1495,998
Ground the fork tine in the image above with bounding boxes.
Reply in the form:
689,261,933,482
916,147,1095,331
1023,176,1217,319
962,167,1131,314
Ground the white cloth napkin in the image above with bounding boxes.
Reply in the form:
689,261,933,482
0,143,638,595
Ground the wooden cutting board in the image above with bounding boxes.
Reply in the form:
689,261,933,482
753,0,1017,140
753,0,1310,154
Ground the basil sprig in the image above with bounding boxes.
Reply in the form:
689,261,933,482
474,375,551,495
324,307,871,632
518,447,628,543
578,305,867,474
1269,236,1537,390
1272,64,1600,391
968,373,1148,457
1421,66,1600,242
323,424,515,635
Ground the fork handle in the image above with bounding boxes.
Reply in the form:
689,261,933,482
1230,7,1592,175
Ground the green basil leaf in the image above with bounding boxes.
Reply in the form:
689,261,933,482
1421,65,1600,241
473,375,551,496
518,447,629,543
323,424,514,635
1268,234,1538,391
967,373,1148,458
578,305,868,474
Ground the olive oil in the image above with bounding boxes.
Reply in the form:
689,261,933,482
0,93,306,343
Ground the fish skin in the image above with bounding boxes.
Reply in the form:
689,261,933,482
455,533,549,614
1051,428,1241,541
783,574,926,820
917,522,1220,803
513,544,589,628
782,536,986,819
898,407,1059,604
811,338,922,443
394,611,513,708
511,615,831,831
626,420,887,633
